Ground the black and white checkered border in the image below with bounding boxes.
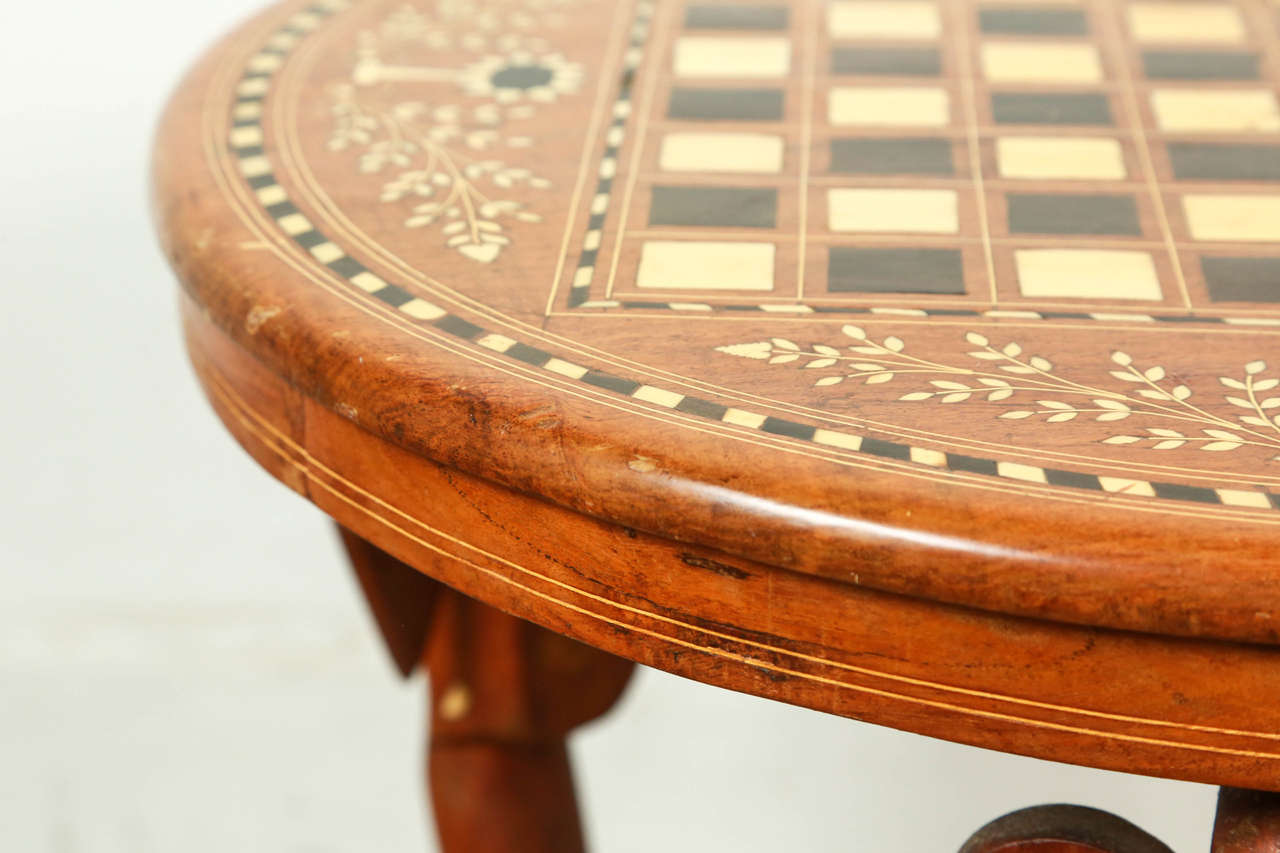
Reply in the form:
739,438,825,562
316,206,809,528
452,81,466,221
566,0,656,308
224,0,1280,515
573,298,1280,328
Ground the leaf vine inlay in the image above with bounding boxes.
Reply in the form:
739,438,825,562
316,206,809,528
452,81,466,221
717,326,1280,458
326,0,584,262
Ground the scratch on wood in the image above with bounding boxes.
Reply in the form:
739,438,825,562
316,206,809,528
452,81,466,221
680,552,749,580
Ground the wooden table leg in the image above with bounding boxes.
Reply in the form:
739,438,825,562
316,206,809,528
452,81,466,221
338,526,636,852
343,526,1280,853
1210,787,1280,852
958,804,1174,853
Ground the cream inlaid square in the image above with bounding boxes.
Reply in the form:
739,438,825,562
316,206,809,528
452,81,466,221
1015,250,1162,300
659,132,784,173
1128,2,1245,44
1151,90,1280,133
636,241,775,290
996,137,1126,179
673,37,791,78
828,1,941,39
1098,477,1157,496
981,43,1103,83
1183,194,1280,241
829,87,950,127
828,188,958,233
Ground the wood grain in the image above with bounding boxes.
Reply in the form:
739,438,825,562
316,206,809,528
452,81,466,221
151,0,1280,645
183,294,1280,791
155,0,1280,814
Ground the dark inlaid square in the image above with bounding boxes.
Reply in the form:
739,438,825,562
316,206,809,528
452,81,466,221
828,247,966,294
1151,481,1220,504
1202,256,1280,303
667,87,784,121
649,185,776,228
860,437,913,461
372,286,415,308
992,92,1112,125
1007,193,1141,236
829,137,954,175
1142,50,1259,80
434,314,484,339
505,342,552,367
582,369,642,395
676,396,729,420
246,173,278,190
1043,468,1103,491
1168,142,1280,181
979,7,1087,35
832,47,941,76
947,453,999,475
685,4,789,29
293,229,328,250
761,417,817,440
327,256,366,279
265,200,299,219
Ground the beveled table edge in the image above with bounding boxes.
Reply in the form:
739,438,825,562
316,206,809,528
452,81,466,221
152,0,1280,646
182,290,1280,792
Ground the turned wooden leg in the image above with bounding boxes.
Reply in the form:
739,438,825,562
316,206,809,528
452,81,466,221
1210,787,1280,852
959,805,1174,853
337,526,636,853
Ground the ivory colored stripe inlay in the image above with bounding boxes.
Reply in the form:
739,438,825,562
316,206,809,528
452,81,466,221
1015,250,1162,301
981,43,1103,84
996,137,1126,180
1183,195,1280,242
673,37,791,78
827,188,959,233
659,132,785,173
829,87,950,127
1128,2,1246,44
1151,90,1280,133
637,242,776,291
828,1,941,39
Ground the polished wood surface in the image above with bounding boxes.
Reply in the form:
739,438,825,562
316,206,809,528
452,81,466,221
341,526,633,851
154,0,1280,646
155,0,1280,832
183,297,1280,791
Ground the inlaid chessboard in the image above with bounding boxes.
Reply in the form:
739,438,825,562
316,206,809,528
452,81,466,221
557,0,1280,323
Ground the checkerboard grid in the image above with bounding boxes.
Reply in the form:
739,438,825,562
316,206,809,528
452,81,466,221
1137,0,1280,306
615,1,807,296
566,0,1280,320
814,0,981,299
967,0,1176,305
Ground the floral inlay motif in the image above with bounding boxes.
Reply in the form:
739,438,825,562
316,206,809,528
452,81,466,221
718,326,1280,458
326,0,585,262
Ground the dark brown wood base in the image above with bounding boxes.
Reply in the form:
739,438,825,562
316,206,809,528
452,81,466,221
343,527,1280,853
1210,787,1280,852
340,527,635,852
960,805,1174,853
959,789,1280,853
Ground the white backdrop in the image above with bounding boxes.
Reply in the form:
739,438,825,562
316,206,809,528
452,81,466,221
0,0,1216,849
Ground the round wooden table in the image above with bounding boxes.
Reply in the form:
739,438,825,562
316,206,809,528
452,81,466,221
154,0,1280,848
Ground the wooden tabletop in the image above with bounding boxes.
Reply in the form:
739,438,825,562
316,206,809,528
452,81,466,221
156,0,1280,643
154,0,1280,790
